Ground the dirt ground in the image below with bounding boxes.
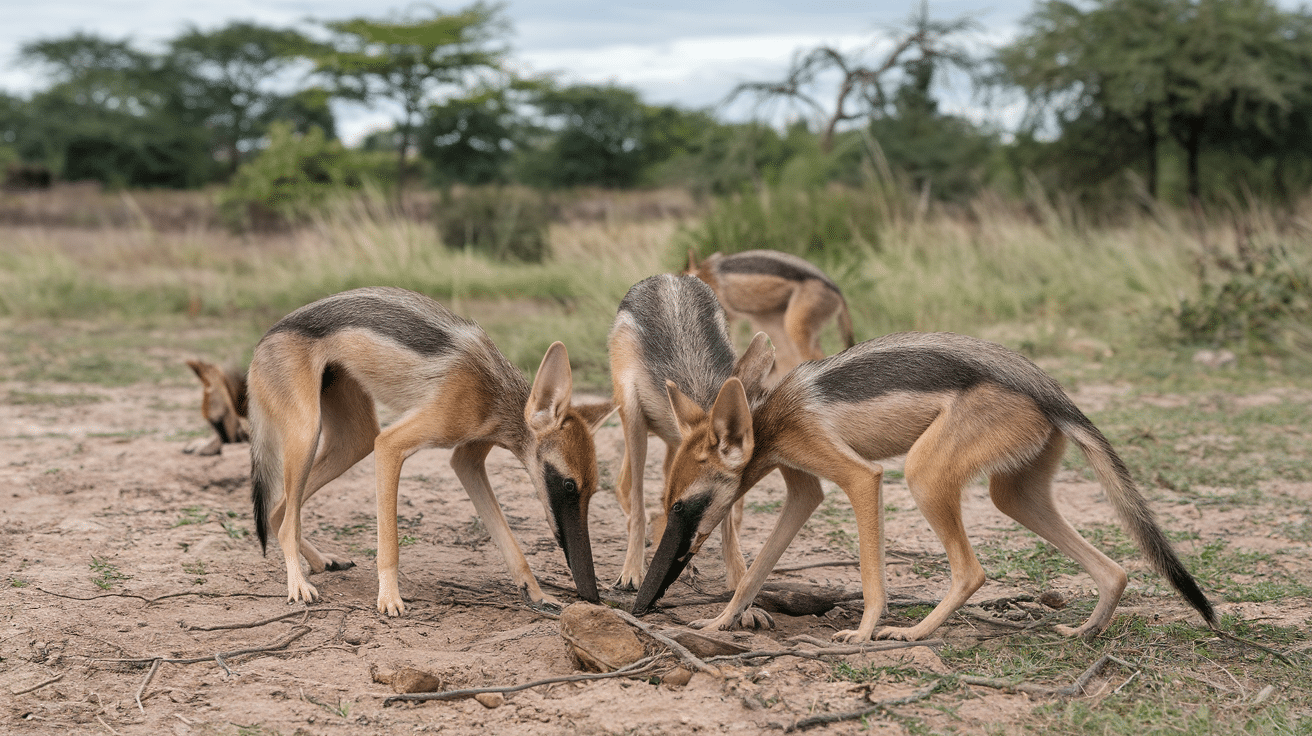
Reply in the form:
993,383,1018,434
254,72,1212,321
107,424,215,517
2,374,1309,735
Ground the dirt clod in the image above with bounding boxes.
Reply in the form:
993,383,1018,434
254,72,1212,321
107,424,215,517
559,602,646,672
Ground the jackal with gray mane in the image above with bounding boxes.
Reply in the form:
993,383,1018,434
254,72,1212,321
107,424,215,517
634,331,1215,642
686,249,855,383
248,287,612,616
607,274,773,598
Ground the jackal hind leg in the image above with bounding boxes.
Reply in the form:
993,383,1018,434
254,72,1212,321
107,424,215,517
274,402,323,606
989,433,1127,639
830,462,887,642
268,369,379,574
783,283,840,364
613,404,649,590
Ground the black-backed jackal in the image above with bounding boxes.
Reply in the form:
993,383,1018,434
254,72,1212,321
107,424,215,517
634,331,1215,642
607,275,773,595
686,249,855,383
183,359,249,456
248,287,612,616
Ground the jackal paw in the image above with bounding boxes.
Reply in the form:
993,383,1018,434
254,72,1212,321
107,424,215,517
377,590,406,617
832,628,875,643
321,558,355,572
875,626,927,641
612,566,643,591
287,579,319,605
1054,623,1098,640
739,607,774,630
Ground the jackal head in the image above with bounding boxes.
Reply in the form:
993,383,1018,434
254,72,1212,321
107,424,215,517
186,359,249,444
632,375,756,614
524,342,615,604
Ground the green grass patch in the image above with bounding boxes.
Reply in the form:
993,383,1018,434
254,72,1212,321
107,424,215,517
90,556,130,589
5,390,106,406
977,538,1081,586
173,506,210,527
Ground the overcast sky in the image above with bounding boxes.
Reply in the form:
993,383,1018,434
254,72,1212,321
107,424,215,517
2,2,1038,143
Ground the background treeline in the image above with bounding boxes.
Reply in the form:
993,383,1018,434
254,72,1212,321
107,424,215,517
3,0,1311,212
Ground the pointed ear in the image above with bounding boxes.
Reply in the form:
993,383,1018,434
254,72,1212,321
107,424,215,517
732,332,775,391
527,342,573,431
665,380,706,439
187,359,218,388
685,248,698,273
709,377,754,469
575,400,617,433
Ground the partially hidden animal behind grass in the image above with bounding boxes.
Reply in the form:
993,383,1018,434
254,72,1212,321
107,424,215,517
183,359,248,456
633,331,1216,642
685,249,855,384
608,274,773,600
247,286,613,616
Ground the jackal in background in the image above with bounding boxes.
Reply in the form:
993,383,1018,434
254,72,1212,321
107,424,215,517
183,359,248,456
686,249,855,383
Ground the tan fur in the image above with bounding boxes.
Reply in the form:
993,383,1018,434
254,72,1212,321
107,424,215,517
654,335,1208,643
686,249,855,383
184,359,249,456
248,288,611,616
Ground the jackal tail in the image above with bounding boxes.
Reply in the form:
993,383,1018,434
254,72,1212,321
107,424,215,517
249,403,282,556
1060,417,1216,628
836,296,855,349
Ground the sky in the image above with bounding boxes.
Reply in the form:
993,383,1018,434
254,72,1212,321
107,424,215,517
1,1,1037,144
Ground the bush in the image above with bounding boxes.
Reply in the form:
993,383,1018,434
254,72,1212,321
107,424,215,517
435,186,552,263
216,123,393,230
1176,242,1312,352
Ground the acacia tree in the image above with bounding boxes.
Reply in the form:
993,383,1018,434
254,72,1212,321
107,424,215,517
997,0,1312,204
729,2,978,153
168,21,325,174
314,2,508,186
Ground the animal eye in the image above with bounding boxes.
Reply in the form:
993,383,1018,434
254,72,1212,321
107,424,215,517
564,480,577,493
671,501,684,513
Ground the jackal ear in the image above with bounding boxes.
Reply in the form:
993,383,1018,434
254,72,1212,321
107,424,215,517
187,359,219,388
666,380,706,439
685,248,698,274
575,401,617,433
710,377,754,469
732,332,774,393
527,342,573,431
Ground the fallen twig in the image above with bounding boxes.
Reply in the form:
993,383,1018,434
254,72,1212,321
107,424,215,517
958,653,1115,697
12,673,64,695
94,625,311,667
709,638,944,664
773,560,858,573
1211,627,1297,665
384,654,666,705
784,681,942,732
34,588,284,605
95,714,120,735
611,609,721,677
135,659,160,714
181,606,343,632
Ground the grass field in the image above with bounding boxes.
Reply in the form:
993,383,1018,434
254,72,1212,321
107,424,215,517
1,185,1309,733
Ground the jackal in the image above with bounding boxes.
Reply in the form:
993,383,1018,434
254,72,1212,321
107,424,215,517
248,287,612,615
634,331,1215,642
686,249,855,383
607,274,773,596
183,359,248,456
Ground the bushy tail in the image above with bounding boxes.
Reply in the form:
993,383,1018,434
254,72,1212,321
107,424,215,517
836,296,856,349
1061,418,1216,628
249,402,282,556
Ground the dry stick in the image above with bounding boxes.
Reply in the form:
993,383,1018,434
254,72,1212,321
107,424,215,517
180,606,347,632
784,681,942,732
383,654,666,705
11,673,64,695
1211,627,1297,665
958,653,1115,697
708,639,944,664
134,659,160,714
34,588,284,604
95,625,311,667
95,714,121,736
611,609,720,677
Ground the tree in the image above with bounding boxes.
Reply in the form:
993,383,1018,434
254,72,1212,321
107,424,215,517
418,84,525,185
730,2,978,153
519,84,646,188
997,0,1312,204
313,2,509,186
168,21,326,174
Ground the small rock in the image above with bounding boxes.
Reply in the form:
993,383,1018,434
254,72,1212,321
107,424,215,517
666,629,750,658
559,603,646,672
474,692,505,709
372,664,442,694
1038,591,1066,610
662,667,693,687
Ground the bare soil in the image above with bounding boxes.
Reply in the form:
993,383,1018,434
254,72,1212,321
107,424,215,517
2,377,1309,734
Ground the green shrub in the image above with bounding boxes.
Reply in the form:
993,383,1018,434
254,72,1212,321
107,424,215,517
435,185,552,263
1176,242,1312,352
216,123,393,230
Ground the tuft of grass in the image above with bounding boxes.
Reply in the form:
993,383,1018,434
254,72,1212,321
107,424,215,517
182,560,207,584
977,538,1081,587
90,556,130,589
5,390,106,406
173,506,210,527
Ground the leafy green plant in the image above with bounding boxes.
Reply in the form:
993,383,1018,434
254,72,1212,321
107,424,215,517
174,506,210,527
90,556,130,589
217,122,393,230
1176,242,1312,352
